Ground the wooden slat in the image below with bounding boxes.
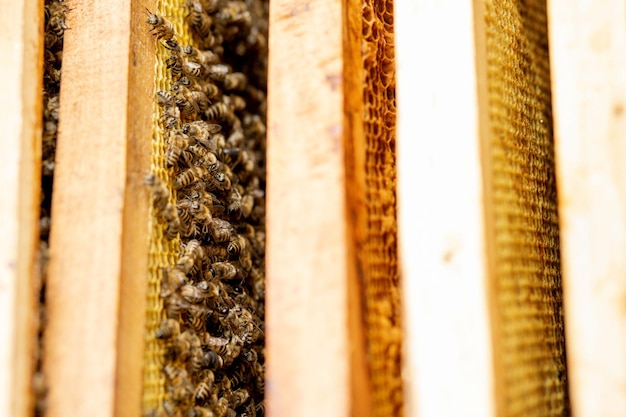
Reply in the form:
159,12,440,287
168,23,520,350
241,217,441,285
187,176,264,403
0,1,43,416
43,1,154,416
266,0,369,415
395,1,498,416
548,2,626,416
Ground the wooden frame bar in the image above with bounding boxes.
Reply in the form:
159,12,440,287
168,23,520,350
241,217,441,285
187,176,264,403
395,1,497,416
43,1,154,416
266,0,370,415
0,1,43,417
548,2,626,416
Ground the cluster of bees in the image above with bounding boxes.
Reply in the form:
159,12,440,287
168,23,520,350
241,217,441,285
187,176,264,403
36,1,68,415
146,1,267,416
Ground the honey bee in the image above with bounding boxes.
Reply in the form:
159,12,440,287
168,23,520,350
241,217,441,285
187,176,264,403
193,369,216,404
157,90,176,107
45,1,69,36
209,262,237,280
146,174,180,240
215,1,251,26
206,64,230,82
185,1,213,39
204,245,229,265
243,349,258,364
188,406,214,417
160,104,181,129
212,398,230,417
182,45,219,66
228,389,250,409
183,121,222,149
175,161,219,190
202,350,224,370
223,73,247,91
177,239,205,274
241,401,257,417
254,363,265,393
207,171,232,192
226,235,247,258
205,102,230,122
255,401,265,416
146,10,175,42
208,218,234,243
226,95,246,111
161,266,188,297
157,318,181,340
183,60,204,79
181,282,219,304
166,55,183,79
166,132,191,168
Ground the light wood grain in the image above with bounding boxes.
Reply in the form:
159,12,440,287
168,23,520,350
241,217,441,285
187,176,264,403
395,1,498,416
266,0,363,415
43,1,153,416
0,1,43,416
548,2,626,416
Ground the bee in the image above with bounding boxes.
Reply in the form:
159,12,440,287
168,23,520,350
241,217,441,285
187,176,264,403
45,1,69,36
188,311,208,333
209,262,237,280
177,239,205,274
254,363,265,393
243,349,258,364
226,95,246,111
156,318,181,340
157,90,176,107
241,401,257,417
183,121,222,149
160,104,181,129
215,1,251,25
182,45,219,66
182,60,204,78
166,132,191,168
185,1,213,39
223,73,247,91
255,401,265,416
145,174,180,240
163,37,181,54
228,389,250,409
206,171,232,192
193,369,215,403
205,102,230,122
146,10,175,42
188,406,214,417
226,235,247,258
175,161,220,190
202,350,224,370
212,398,230,417
204,246,229,265
208,219,234,243
181,282,219,304
206,64,230,82
166,55,183,78
161,266,188,297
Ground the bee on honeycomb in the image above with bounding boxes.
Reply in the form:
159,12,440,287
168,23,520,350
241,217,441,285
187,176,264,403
145,0,267,415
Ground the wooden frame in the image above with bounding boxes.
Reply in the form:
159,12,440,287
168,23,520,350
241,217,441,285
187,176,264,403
266,0,371,415
395,1,497,416
0,1,43,417
42,1,155,416
549,2,626,416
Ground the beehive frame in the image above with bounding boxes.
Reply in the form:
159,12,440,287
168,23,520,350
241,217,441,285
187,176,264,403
549,1,626,416
2,0,626,416
0,1,43,417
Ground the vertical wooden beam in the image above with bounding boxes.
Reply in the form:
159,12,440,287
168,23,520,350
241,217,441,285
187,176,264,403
43,1,153,416
266,0,369,415
395,1,497,416
0,1,43,417
548,2,626,416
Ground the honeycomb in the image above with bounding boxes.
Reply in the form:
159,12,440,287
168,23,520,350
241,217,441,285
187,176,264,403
35,1,68,415
361,0,402,415
484,0,569,415
142,1,268,416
